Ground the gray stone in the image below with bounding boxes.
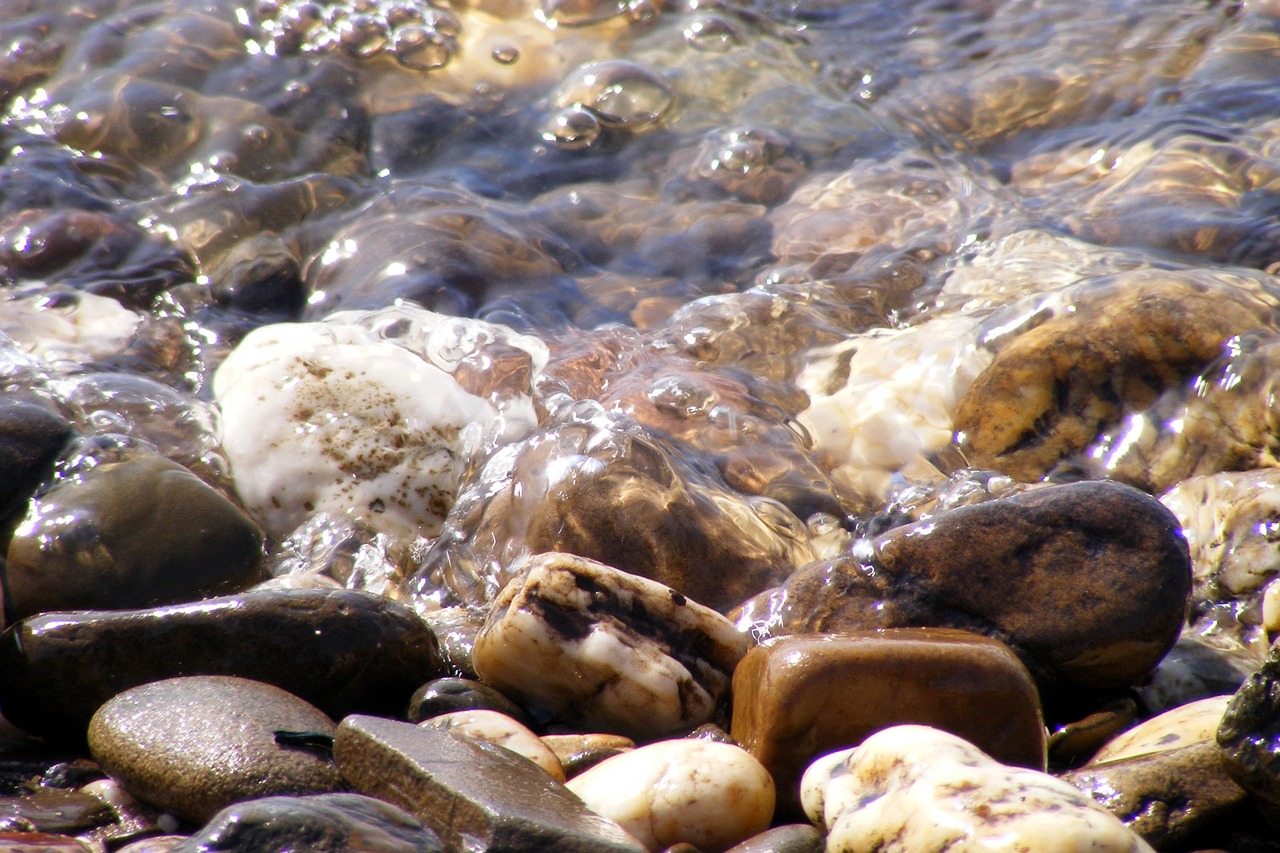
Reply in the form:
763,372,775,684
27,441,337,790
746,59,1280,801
170,793,442,852
0,588,444,741
333,714,646,852
724,824,824,853
3,441,264,624
88,676,344,824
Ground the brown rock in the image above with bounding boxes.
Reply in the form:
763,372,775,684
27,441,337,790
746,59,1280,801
730,629,1045,817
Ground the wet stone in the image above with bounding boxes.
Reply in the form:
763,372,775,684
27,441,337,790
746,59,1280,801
566,739,775,852
730,629,1046,818
3,440,265,624
740,480,1192,698
541,734,635,779
333,714,646,853
169,793,443,853
405,678,530,726
802,725,1154,853
472,551,749,740
87,676,344,825
0,789,111,834
1090,695,1231,765
0,588,444,740
419,710,565,781
0,399,72,523
722,824,823,853
1216,638,1280,813
0,834,93,852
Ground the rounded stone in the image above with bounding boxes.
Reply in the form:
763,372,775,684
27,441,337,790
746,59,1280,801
88,676,344,824
405,678,529,726
0,399,73,523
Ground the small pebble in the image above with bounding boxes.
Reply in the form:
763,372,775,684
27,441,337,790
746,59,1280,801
419,709,565,781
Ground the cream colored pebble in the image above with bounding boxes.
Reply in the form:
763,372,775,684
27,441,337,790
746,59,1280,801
1088,695,1231,765
419,709,565,781
801,725,1154,853
567,739,775,852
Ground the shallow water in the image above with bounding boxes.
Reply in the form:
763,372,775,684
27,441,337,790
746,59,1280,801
5,0,1280,663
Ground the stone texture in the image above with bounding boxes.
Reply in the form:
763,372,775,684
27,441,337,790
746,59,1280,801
333,714,646,853
737,480,1191,697
1064,741,1247,850
3,442,264,624
405,677,529,726
1217,640,1280,812
730,629,1045,817
88,676,344,824
0,588,443,740
169,794,443,853
419,710,565,781
566,739,775,853
473,552,749,740
0,399,72,522
803,725,1154,853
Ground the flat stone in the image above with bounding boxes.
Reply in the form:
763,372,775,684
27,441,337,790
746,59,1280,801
739,480,1191,697
473,552,749,740
0,399,72,522
3,443,265,624
88,676,344,824
0,833,93,852
0,789,111,834
1063,741,1247,849
566,739,774,852
730,629,1046,817
0,588,444,741
802,725,1154,853
333,714,646,853
169,794,443,852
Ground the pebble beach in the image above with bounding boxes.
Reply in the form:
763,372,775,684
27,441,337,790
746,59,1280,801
1,0,1280,850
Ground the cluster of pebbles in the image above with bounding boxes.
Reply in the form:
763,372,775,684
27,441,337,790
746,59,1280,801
5,0,1280,850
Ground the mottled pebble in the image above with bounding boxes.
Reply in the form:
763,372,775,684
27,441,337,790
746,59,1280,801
1090,695,1231,765
419,710,564,781
566,739,775,852
802,725,1154,853
88,676,343,824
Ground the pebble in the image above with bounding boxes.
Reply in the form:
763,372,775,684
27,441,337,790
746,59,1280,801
566,739,775,853
3,441,265,623
0,834,93,852
0,790,111,834
801,725,1155,853
722,824,823,853
0,588,443,740
169,793,443,853
472,551,749,739
333,714,646,852
0,399,72,521
1215,639,1280,814
1089,695,1231,765
87,676,343,825
405,677,530,726
738,480,1191,699
730,629,1046,817
419,710,565,781
541,733,635,778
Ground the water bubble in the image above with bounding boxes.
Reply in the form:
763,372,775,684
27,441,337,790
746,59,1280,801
682,14,738,51
542,105,601,150
624,0,661,23
695,127,804,202
392,24,456,70
422,8,462,37
492,45,520,64
385,3,426,26
554,60,673,131
538,0,623,27
337,13,390,59
646,374,718,418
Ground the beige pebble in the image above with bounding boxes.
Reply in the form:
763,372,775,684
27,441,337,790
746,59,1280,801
801,725,1154,853
419,709,565,781
542,733,636,777
567,739,775,852
1089,695,1231,765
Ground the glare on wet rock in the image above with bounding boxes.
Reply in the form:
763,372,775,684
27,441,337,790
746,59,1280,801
0,290,143,368
419,709,565,781
472,551,749,740
802,725,1154,853
730,630,1045,817
566,738,775,852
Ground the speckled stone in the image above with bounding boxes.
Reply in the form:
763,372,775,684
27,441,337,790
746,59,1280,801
169,794,443,852
566,739,775,852
333,714,646,852
88,676,344,824
730,629,1046,818
3,443,264,624
1063,741,1246,849
738,480,1191,698
0,588,443,740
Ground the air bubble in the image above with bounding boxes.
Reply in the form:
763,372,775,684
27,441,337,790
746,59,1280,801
538,0,623,27
337,14,390,59
554,61,673,131
682,14,738,50
492,45,520,64
392,24,456,70
542,106,601,150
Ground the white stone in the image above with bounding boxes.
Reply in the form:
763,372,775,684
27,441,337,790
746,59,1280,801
0,290,142,366
801,725,1154,853
420,709,565,781
567,739,774,852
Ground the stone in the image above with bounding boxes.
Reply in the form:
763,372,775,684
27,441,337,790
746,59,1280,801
566,739,774,853
1216,640,1280,811
1063,741,1247,849
419,710,565,781
0,399,72,522
802,725,1154,853
0,789,111,834
0,833,93,852
737,480,1191,697
3,441,265,623
405,678,529,726
1090,695,1230,765
723,824,823,853
541,734,635,778
1132,632,1259,715
0,588,443,741
473,552,749,740
88,676,344,824
1046,698,1139,769
334,715,645,852
169,794,443,852
730,629,1046,817
116,838,186,853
